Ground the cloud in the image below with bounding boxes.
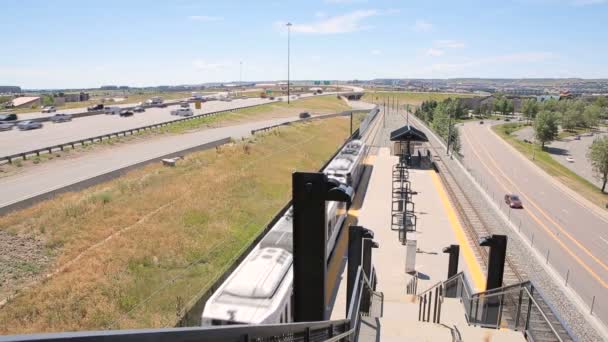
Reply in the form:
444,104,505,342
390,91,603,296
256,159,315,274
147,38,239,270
279,10,378,34
413,19,433,32
434,40,465,49
315,11,327,18
311,55,322,62
192,60,231,70
371,49,382,55
426,48,445,57
188,15,223,21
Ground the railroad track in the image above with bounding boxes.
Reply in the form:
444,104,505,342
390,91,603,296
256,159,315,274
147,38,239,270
410,114,573,342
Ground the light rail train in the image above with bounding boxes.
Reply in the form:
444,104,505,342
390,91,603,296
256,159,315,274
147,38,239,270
202,139,367,325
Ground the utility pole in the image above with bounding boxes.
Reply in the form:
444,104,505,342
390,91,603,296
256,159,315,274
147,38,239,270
239,61,243,97
286,22,292,104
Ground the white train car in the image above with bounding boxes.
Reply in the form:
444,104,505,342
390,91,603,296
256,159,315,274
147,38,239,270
202,140,366,326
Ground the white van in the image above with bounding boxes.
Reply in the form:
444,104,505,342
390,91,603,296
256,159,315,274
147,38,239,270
104,106,121,115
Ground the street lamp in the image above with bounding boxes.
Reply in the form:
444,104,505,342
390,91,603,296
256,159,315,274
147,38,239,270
286,22,292,104
239,61,242,96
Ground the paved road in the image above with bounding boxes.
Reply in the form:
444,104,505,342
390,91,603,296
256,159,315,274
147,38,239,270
0,114,319,210
0,94,323,157
458,120,608,323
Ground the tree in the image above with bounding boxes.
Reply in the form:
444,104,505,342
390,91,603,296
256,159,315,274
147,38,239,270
521,98,538,122
587,136,608,192
534,110,558,149
506,99,514,115
594,96,608,108
561,109,579,131
41,94,54,107
583,105,601,128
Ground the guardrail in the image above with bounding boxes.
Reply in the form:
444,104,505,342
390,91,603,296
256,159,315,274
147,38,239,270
250,109,374,136
1,101,275,164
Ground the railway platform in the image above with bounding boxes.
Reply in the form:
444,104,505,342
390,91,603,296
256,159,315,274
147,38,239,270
328,146,524,341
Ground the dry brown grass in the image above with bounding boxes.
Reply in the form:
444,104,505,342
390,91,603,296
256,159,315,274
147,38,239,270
0,117,351,333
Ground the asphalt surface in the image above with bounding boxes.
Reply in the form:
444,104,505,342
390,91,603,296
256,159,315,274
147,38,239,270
0,114,318,210
0,94,322,157
514,125,608,189
458,120,608,324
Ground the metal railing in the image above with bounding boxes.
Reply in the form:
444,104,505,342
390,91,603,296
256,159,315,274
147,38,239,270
0,320,351,342
422,272,570,342
250,109,375,136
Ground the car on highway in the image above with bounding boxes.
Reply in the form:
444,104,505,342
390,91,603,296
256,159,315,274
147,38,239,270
0,122,14,131
87,104,104,111
180,102,190,108
105,106,121,115
171,108,193,117
504,194,523,208
0,113,18,122
41,106,56,113
479,120,484,124
50,113,72,123
17,120,43,131
566,157,575,163
299,112,311,119
133,106,145,113
119,109,134,117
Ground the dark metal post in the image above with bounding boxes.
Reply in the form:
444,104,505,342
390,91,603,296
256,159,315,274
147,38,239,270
286,22,292,104
479,235,508,326
445,245,460,279
350,111,353,136
293,172,352,322
442,244,460,297
360,238,379,313
347,226,374,313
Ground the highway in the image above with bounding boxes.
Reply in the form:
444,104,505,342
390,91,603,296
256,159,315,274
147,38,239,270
458,120,608,324
0,113,327,211
0,94,324,158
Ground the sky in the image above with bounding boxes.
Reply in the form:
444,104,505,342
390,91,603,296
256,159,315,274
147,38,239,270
1,0,608,89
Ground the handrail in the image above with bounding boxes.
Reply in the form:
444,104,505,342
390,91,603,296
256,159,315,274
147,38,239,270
418,280,444,298
523,287,564,342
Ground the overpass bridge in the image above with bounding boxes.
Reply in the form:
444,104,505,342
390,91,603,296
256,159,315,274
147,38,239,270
0,104,599,341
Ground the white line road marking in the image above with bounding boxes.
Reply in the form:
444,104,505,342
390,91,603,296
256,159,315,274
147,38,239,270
600,236,608,246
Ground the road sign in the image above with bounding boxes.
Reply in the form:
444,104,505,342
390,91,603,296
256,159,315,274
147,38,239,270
266,89,273,94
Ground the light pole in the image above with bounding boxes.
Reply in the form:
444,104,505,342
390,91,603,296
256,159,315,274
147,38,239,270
287,22,292,104
239,61,242,97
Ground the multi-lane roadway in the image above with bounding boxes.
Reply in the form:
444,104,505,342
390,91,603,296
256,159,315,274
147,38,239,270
0,97,274,157
458,120,608,324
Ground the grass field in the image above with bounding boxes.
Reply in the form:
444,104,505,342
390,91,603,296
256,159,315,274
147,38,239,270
362,91,475,108
0,116,353,333
492,123,608,211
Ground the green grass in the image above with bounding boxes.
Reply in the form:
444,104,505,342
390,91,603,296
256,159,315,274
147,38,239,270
492,123,608,210
557,127,592,139
362,91,475,107
0,117,354,333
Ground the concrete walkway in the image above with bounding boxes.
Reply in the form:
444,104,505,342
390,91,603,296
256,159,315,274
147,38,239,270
330,147,525,341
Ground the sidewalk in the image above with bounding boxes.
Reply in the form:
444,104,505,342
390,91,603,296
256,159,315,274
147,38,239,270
329,146,524,341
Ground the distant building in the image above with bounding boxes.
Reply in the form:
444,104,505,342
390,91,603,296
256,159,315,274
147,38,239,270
100,85,118,90
0,86,22,94
11,96,41,108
